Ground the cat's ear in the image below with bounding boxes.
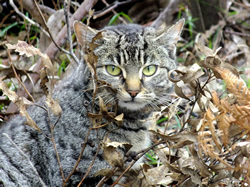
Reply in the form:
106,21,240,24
73,21,98,47
155,18,185,45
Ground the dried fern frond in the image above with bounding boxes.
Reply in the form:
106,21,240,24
215,67,250,105
198,108,233,168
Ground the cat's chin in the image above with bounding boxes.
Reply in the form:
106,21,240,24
118,100,146,111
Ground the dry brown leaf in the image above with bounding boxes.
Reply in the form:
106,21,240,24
46,95,62,117
197,45,240,80
5,40,55,74
17,98,41,132
178,64,204,84
5,40,44,57
182,167,202,185
0,65,35,80
114,113,124,121
174,82,191,100
0,81,18,102
88,96,123,127
189,145,212,177
143,165,173,185
99,96,108,113
151,130,198,147
101,138,132,168
0,81,40,131
6,41,61,117
39,68,49,95
94,168,113,177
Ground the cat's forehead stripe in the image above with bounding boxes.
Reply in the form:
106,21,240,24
113,27,146,65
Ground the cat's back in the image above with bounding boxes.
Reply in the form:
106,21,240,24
0,63,95,186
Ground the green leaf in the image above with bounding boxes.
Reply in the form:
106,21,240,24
157,117,169,124
0,22,18,37
119,12,132,23
108,12,132,25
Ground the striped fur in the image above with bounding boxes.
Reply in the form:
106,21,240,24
0,20,184,186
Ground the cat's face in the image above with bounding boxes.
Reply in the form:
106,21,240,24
74,20,184,111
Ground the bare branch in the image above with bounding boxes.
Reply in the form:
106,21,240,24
23,0,98,95
32,0,72,57
7,50,35,103
63,0,79,63
93,0,138,19
9,0,50,37
151,0,182,29
100,0,127,24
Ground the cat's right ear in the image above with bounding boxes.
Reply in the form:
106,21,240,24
73,21,98,47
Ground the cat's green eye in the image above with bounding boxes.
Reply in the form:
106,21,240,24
106,65,121,76
142,65,157,76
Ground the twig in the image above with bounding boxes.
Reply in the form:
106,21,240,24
38,4,56,16
100,0,127,24
23,0,98,95
93,0,137,19
63,125,94,186
195,0,205,33
151,0,182,28
46,109,65,181
3,133,47,187
32,0,72,57
77,144,102,187
225,29,250,38
9,0,50,38
0,10,15,28
110,140,167,186
7,50,35,103
63,0,79,63
181,73,213,131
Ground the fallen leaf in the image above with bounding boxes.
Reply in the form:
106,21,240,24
46,94,62,117
101,138,132,168
0,81,40,131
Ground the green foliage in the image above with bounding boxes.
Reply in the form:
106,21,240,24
157,117,168,124
0,22,18,38
0,103,5,111
177,4,198,38
58,58,68,77
108,12,132,25
145,150,159,165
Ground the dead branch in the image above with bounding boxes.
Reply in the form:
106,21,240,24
9,0,50,37
64,125,94,186
151,0,182,28
96,0,128,24
22,0,98,95
32,0,74,58
63,0,79,63
7,50,35,103
93,0,138,19
16,0,46,27
77,145,102,187
38,4,56,17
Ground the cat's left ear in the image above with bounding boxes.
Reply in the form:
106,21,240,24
73,21,98,47
156,18,185,45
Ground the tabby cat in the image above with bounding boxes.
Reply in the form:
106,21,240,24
0,19,184,186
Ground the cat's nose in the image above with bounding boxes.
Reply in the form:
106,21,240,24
127,90,140,98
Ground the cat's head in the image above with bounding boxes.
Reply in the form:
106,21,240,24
74,19,184,111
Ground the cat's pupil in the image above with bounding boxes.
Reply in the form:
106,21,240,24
143,65,157,76
106,65,121,76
